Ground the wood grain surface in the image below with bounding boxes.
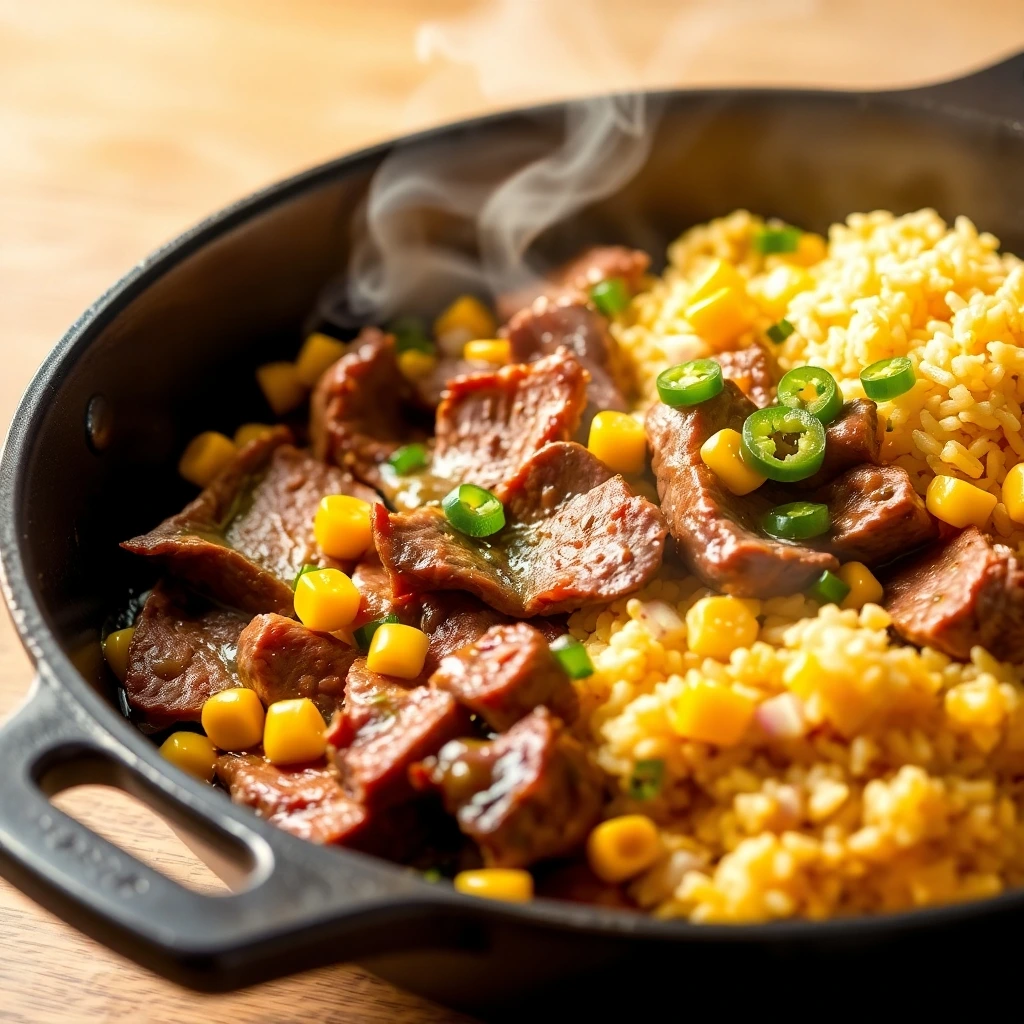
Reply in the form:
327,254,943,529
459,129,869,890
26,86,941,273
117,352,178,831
1,1,1022,1020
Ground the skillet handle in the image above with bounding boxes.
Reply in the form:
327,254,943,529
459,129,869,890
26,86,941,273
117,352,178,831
0,671,460,991
901,50,1024,122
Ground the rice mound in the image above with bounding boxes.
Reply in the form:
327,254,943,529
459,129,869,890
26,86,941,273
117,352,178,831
574,209,1024,923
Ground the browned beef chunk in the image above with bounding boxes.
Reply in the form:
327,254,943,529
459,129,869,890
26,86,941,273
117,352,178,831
236,613,355,717
410,356,478,408
497,245,650,321
351,552,421,626
713,345,779,409
374,441,666,617
430,623,578,732
122,429,374,615
802,400,881,488
411,707,603,868
431,349,588,497
505,297,629,416
885,527,1024,662
124,582,248,724
646,383,838,598
812,464,937,564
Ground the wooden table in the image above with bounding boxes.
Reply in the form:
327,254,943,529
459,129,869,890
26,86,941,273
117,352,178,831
1,1,1022,1019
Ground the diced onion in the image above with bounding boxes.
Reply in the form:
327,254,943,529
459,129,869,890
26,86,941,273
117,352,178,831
755,692,807,739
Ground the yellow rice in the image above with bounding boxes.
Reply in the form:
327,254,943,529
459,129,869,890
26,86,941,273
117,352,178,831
571,209,1024,922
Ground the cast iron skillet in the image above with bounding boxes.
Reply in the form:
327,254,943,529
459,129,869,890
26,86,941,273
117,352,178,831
2,53,1024,1018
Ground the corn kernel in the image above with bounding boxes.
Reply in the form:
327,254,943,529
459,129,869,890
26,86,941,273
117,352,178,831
102,627,135,683
748,265,812,318
454,868,534,902
294,568,360,632
314,494,373,560
263,698,327,765
178,431,236,488
1002,463,1024,524
793,233,827,266
398,349,438,381
685,595,760,661
838,562,884,610
669,679,756,746
434,295,497,346
233,422,275,448
587,411,647,475
366,623,430,679
159,731,217,782
586,815,661,883
926,474,997,528
256,361,306,416
699,428,765,496
684,286,750,350
201,688,265,751
463,339,511,365
295,332,347,387
688,258,745,307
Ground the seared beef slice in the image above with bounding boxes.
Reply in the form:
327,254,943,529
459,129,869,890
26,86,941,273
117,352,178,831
125,582,248,724
411,707,603,868
804,399,880,486
712,346,779,409
374,441,666,617
886,527,1024,662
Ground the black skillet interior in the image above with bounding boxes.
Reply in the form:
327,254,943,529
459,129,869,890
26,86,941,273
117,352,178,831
1,53,1024,1018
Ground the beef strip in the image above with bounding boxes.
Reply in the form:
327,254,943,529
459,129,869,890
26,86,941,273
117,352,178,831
122,428,375,615
236,613,356,717
124,582,248,724
885,527,1024,662
351,552,420,626
497,245,650,321
410,707,603,868
713,345,779,409
646,383,838,597
802,400,881,488
430,623,579,732
374,441,666,617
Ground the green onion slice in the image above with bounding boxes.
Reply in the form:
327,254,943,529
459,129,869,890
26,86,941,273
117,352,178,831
766,318,795,344
741,405,826,482
777,366,843,425
388,315,435,354
353,613,400,651
590,277,630,316
807,569,851,606
753,225,802,254
292,563,319,590
860,355,916,401
761,501,831,542
627,758,665,800
388,443,429,475
550,635,594,679
656,358,724,407
441,483,505,537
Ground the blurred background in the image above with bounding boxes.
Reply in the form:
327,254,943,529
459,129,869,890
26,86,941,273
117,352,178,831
1,1,1022,1020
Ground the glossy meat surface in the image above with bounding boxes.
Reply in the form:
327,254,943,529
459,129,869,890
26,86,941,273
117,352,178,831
713,345,779,409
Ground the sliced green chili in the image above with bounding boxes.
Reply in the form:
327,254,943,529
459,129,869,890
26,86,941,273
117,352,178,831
762,501,831,541
860,355,915,401
807,569,851,606
292,563,319,590
766,318,795,344
740,405,826,482
353,613,401,651
442,483,505,537
550,635,594,679
627,758,665,800
388,315,435,354
753,225,802,254
656,358,724,407
590,277,630,316
388,443,429,475
777,366,843,425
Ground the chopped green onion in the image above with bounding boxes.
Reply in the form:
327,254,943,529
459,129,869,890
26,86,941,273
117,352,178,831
777,366,843,425
761,501,831,542
442,483,505,537
860,355,916,401
766,318,795,344
627,758,665,800
550,635,594,679
292,563,318,590
422,868,442,883
388,315,435,354
353,613,400,651
740,405,826,482
656,358,724,407
807,569,851,606
753,225,802,254
388,443,429,475
590,277,630,316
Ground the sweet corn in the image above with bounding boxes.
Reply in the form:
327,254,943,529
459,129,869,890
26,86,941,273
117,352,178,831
748,265,813,319
685,595,760,661
293,568,360,632
397,349,438,381
926,474,997,528
684,286,750,350
838,562,884,610
295,332,346,386
233,422,275,448
314,494,373,560
102,627,135,683
587,411,647,475
201,688,265,751
699,428,765,496
1002,463,1024,524
159,731,217,782
366,623,430,679
434,295,497,346
669,679,756,746
586,815,661,883
463,339,511,365
178,431,236,488
256,361,306,415
793,232,828,265
688,258,745,307
263,698,327,765
454,868,534,902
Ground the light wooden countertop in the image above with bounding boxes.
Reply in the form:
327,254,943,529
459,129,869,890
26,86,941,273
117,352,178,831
1,1,1022,1019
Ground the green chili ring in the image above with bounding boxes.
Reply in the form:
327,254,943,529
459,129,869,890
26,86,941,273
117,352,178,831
860,355,916,401
777,365,843,424
762,501,831,541
442,483,506,537
740,405,826,482
656,358,724,407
